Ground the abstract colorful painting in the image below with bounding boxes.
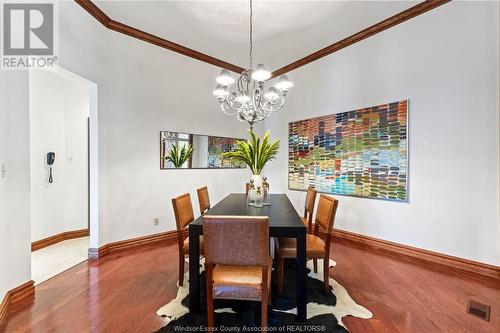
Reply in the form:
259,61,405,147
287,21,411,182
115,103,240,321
288,100,408,201
208,136,245,168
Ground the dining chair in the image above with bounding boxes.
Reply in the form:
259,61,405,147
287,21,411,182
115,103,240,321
196,186,211,215
276,194,338,294
203,215,271,330
172,193,204,286
303,187,317,233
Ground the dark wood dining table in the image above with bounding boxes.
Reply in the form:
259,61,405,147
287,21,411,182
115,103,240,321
188,193,307,322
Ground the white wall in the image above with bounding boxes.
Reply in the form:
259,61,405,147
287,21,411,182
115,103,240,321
0,71,32,301
264,2,500,265
56,1,261,247
29,69,90,242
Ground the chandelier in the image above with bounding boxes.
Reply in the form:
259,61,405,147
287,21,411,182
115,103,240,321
212,0,293,129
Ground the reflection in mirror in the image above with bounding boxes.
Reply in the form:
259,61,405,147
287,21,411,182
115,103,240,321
160,131,246,169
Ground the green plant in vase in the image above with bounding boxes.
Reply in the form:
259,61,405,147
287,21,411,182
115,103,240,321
223,130,280,201
165,144,194,168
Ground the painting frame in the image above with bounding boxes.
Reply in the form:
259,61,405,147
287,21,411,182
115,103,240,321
288,100,409,203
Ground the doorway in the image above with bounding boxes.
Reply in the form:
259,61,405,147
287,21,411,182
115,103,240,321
29,67,97,285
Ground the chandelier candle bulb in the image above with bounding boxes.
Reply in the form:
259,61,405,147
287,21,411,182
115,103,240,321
275,75,293,91
213,84,228,98
265,87,279,101
251,64,271,82
216,69,235,86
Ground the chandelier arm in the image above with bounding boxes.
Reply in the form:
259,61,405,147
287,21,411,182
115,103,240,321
237,71,250,96
227,91,239,105
253,111,266,123
226,100,243,113
261,96,286,114
237,79,243,95
253,86,261,109
259,83,266,108
220,101,241,115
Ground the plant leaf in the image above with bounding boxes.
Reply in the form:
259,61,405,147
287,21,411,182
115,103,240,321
165,143,194,168
221,129,280,174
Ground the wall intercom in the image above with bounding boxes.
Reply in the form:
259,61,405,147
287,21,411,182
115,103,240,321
47,152,55,183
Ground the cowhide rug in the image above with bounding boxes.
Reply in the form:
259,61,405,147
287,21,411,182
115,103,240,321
156,258,372,332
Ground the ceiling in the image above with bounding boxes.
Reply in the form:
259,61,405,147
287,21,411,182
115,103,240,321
96,1,418,70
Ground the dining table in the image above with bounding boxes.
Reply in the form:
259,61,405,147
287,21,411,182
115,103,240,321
188,193,308,322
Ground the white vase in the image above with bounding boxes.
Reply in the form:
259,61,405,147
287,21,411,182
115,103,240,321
251,174,264,207
251,174,263,189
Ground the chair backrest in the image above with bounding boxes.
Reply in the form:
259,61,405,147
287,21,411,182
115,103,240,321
304,187,317,218
314,194,338,234
172,193,195,230
197,186,211,215
203,215,269,267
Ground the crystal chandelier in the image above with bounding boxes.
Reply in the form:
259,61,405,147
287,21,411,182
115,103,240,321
212,0,293,129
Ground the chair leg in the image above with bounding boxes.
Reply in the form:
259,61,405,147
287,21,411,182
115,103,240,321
207,295,214,328
313,259,318,273
261,294,268,331
277,257,284,296
179,253,185,286
323,258,330,293
206,265,214,329
261,267,268,331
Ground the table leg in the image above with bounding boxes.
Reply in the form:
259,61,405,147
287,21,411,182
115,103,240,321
296,229,307,322
188,227,200,313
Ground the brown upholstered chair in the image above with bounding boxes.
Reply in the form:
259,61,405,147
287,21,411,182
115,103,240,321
196,186,211,215
203,216,271,330
276,194,338,294
302,187,317,233
172,193,204,286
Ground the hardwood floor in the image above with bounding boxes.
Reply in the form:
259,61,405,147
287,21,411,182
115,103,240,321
2,240,499,333
333,239,500,332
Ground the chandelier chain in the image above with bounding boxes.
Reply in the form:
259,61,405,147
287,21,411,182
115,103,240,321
249,0,253,69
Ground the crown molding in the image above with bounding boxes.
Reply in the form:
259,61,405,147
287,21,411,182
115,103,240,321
271,0,451,78
74,0,246,74
75,0,450,77
75,0,110,25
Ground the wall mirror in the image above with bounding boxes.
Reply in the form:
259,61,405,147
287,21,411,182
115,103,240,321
160,131,246,169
